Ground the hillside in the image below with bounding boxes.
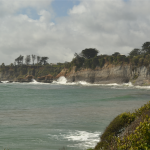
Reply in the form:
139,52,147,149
89,101,150,150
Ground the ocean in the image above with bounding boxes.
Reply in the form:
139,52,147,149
0,77,150,150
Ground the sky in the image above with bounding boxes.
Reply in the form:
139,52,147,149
0,0,150,65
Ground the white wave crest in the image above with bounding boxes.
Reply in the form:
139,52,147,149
135,85,150,90
31,79,39,84
76,81,95,86
75,82,134,87
53,77,97,86
53,77,150,90
2,77,150,90
53,76,74,85
57,76,67,84
1,81,9,83
48,130,101,149
66,130,101,148
28,79,49,85
123,82,133,87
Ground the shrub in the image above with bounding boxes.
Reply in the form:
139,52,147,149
139,58,144,66
109,56,113,64
95,112,136,150
116,116,150,150
94,102,150,150
132,56,139,66
85,59,91,68
99,58,105,68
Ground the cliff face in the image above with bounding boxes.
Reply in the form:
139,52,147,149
65,64,150,85
1,64,150,85
55,68,69,79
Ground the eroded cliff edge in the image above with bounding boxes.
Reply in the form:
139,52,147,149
57,64,150,86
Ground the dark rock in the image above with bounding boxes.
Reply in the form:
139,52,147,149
37,76,45,80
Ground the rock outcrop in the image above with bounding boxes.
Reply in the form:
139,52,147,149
15,75,34,82
55,68,69,79
37,74,53,83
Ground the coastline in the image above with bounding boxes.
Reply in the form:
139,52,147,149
1,77,150,91
1,63,150,86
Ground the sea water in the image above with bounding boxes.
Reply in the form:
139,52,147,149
0,77,150,150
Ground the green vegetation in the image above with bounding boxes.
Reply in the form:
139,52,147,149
80,48,99,59
92,101,150,150
64,41,150,72
0,64,64,79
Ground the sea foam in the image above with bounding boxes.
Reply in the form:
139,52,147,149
1,76,150,90
48,130,101,149
1,81,9,83
53,77,150,90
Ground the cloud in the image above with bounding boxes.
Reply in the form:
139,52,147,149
69,4,86,14
0,0,150,64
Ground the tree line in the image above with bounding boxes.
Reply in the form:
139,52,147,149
14,55,49,66
1,41,150,69
64,41,150,70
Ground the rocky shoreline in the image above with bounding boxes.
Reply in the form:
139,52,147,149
1,64,150,86
0,75,54,83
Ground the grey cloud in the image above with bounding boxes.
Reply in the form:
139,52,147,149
0,0,150,65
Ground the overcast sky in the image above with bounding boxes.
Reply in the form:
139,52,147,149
0,0,150,65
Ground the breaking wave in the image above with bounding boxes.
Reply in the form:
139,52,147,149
32,79,39,83
48,130,101,149
1,76,150,90
1,81,9,83
53,76,67,84
52,76,150,90
29,79,49,85
52,76,133,87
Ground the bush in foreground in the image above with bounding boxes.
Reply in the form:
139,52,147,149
93,101,150,150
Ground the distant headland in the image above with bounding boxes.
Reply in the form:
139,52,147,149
1,41,150,85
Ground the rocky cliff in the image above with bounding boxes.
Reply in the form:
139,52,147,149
1,64,150,85
60,64,150,85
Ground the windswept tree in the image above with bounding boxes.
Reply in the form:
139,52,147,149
80,48,99,59
1,63,5,67
15,55,24,65
129,49,141,56
141,42,150,54
10,63,14,67
25,55,31,65
15,57,19,65
112,52,120,57
37,56,41,64
32,54,36,65
20,55,24,65
40,57,49,65
72,53,85,68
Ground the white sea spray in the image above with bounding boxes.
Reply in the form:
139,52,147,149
48,130,101,149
